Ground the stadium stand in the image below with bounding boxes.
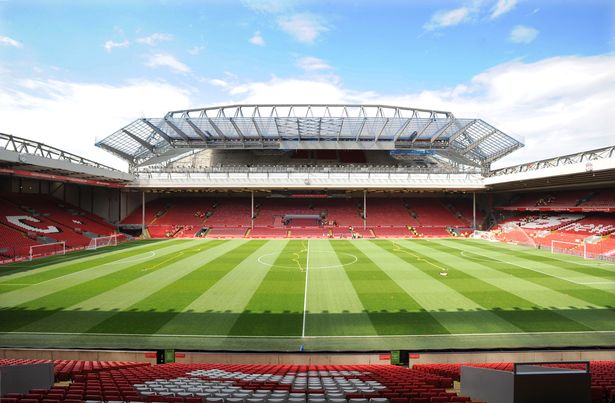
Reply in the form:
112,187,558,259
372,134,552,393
1,362,488,403
0,192,124,259
1,193,115,237
120,197,484,241
0,223,41,258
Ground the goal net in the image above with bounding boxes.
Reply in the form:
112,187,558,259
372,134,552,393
87,234,120,250
551,240,587,259
29,242,66,261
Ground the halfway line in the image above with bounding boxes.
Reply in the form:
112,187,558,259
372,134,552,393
301,240,310,337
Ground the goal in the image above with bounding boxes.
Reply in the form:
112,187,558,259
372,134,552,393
551,240,587,259
29,242,66,261
87,234,121,250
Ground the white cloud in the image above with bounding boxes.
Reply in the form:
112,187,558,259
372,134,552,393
210,79,229,88
242,0,290,14
103,39,129,52
249,31,266,46
424,7,472,31
145,53,191,74
278,13,328,44
4,54,613,173
188,45,205,55
0,35,23,48
490,0,518,19
296,56,332,72
136,33,173,46
0,76,193,170
509,25,539,44
224,55,615,168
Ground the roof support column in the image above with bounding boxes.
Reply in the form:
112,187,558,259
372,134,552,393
142,191,146,238
363,190,367,230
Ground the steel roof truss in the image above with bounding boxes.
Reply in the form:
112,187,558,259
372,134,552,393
185,118,210,141
164,118,192,141
141,119,173,144
122,129,155,153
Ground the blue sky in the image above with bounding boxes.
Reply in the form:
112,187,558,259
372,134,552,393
0,0,614,169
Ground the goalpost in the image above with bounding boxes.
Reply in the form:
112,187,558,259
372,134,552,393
87,234,121,250
29,242,66,261
551,240,587,259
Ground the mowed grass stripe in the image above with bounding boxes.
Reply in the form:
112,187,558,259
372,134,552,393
390,240,593,333
0,240,195,308
229,240,305,336
437,239,615,305
363,240,521,334
411,239,608,329
13,240,233,333
0,240,176,290
407,240,600,309
0,239,164,279
0,240,214,332
159,240,288,336
433,239,615,332
305,240,376,336
457,239,615,287
86,240,268,335
466,239,615,279
333,240,449,335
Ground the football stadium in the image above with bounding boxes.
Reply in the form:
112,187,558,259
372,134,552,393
1,1,614,402
1,104,614,401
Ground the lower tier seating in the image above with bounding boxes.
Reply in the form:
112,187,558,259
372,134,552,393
1,363,482,403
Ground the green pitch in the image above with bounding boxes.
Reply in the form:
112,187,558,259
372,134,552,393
0,238,614,351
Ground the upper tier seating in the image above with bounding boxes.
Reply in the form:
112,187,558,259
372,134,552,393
580,189,615,208
498,189,615,211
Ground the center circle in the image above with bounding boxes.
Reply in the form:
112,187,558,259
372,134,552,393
257,250,358,270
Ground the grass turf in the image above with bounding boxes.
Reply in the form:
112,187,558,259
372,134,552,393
0,238,613,351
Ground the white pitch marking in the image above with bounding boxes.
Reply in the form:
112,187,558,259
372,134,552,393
102,251,157,265
301,239,310,338
459,250,615,286
1,329,615,339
